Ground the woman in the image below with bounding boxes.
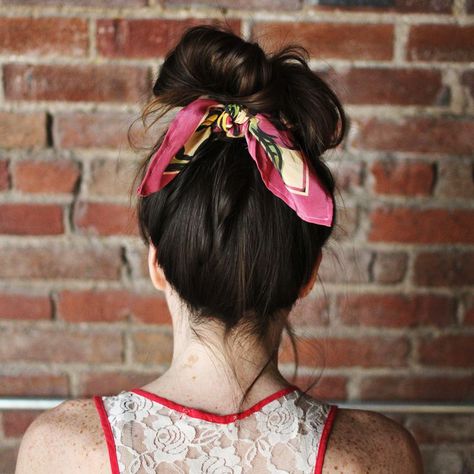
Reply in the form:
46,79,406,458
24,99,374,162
16,24,423,473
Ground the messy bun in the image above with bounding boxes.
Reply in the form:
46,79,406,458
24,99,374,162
129,23,347,409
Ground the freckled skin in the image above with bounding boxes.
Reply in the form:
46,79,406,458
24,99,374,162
15,399,423,473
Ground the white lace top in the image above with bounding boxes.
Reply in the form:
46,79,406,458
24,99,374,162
94,385,338,474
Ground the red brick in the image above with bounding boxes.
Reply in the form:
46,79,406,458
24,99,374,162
288,294,330,327
351,116,474,154
0,243,122,280
318,248,372,283
0,373,69,396
313,0,452,13
360,375,474,402
4,64,150,102
78,370,159,397
370,159,435,196
54,111,137,149
407,414,474,444
418,335,474,367
73,201,138,236
0,203,63,235
372,251,408,284
337,293,456,328
14,158,80,194
436,159,474,199
0,327,123,364
408,25,474,62
296,374,347,400
252,22,394,60
0,291,52,321
369,207,474,244
414,251,474,287
3,0,145,4
320,67,446,106
132,331,173,365
98,18,241,58
89,158,138,197
0,17,88,57
0,160,9,190
279,335,409,368
0,112,46,149
3,410,44,438
57,289,170,323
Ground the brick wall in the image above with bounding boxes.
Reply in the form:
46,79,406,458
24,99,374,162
0,1,473,473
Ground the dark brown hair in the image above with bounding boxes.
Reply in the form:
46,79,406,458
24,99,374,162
128,23,347,413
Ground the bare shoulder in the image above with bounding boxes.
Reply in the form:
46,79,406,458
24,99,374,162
322,407,424,473
15,397,109,474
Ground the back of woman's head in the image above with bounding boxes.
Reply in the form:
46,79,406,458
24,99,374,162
131,22,347,354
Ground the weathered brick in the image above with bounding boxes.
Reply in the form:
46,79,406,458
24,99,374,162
0,327,123,364
3,410,44,438
54,111,137,149
251,22,394,60
369,207,474,244
89,158,139,197
407,414,474,443
468,0,474,13
370,159,435,196
0,243,122,280
0,17,88,57
288,294,330,327
331,205,358,241
4,64,150,102
73,201,138,236
0,373,69,396
461,70,474,101
280,335,409,367
78,370,159,397
14,158,80,194
336,293,456,327
465,294,474,325
351,116,474,154
0,291,52,320
372,251,408,284
331,160,364,192
318,248,372,283
436,159,474,199
408,25,474,62
0,112,46,149
0,160,9,190
57,289,170,323
296,374,347,400
126,245,149,280
0,446,18,474
98,18,241,58
418,335,474,367
311,0,452,14
414,251,474,287
2,0,145,4
0,203,64,235
319,67,446,105
165,0,298,9
360,375,474,401
132,331,174,365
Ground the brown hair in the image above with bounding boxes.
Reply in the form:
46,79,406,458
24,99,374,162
128,23,347,413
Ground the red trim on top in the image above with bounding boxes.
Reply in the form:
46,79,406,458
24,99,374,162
131,384,299,424
314,404,338,474
93,396,120,474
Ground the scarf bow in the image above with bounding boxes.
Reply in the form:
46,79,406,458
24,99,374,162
136,97,333,226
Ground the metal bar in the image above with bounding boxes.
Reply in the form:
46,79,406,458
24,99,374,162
0,397,473,414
